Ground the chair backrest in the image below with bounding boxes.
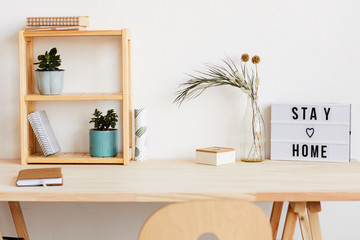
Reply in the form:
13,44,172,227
0,231,3,240
138,200,272,240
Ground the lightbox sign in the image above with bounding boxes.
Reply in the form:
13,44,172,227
271,103,351,162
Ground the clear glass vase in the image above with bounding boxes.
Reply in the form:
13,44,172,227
240,96,265,162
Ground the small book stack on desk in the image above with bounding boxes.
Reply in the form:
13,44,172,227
25,16,89,31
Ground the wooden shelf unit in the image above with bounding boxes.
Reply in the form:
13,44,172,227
18,29,132,165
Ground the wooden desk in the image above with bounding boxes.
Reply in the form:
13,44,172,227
1,158,360,240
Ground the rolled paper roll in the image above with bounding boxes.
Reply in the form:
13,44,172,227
134,108,148,161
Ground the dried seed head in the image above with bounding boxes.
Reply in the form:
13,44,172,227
241,53,250,62
235,71,244,82
251,55,260,64
241,87,251,96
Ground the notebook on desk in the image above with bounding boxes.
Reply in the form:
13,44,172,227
16,168,63,187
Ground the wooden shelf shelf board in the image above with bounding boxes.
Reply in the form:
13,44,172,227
26,152,124,164
24,93,123,101
23,30,124,37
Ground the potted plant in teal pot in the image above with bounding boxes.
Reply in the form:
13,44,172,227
34,47,64,95
89,109,119,157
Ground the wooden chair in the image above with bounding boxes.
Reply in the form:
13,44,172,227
138,200,272,240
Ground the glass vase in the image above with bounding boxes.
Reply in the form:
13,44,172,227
240,96,265,162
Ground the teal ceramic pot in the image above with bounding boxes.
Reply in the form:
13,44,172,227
89,129,118,157
36,70,64,95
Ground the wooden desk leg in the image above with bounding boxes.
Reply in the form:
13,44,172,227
8,201,30,240
290,202,312,240
281,203,298,240
270,201,283,240
307,202,322,240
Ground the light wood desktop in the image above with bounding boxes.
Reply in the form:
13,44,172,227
1,158,360,240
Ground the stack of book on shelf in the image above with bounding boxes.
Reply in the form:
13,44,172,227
25,16,89,32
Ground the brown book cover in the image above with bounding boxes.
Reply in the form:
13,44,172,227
196,146,235,153
16,168,63,187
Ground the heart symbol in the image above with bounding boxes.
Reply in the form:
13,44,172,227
306,128,315,138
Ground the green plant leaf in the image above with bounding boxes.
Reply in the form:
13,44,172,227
34,48,62,70
49,47,57,55
89,108,118,131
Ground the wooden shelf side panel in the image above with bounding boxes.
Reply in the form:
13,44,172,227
128,38,133,160
121,29,131,165
19,30,29,165
26,38,36,156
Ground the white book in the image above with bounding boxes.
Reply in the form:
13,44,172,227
17,178,63,187
28,111,61,156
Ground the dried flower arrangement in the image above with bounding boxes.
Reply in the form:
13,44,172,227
174,53,261,106
174,54,265,162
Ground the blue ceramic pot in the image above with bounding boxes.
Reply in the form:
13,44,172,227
89,129,118,157
36,70,64,95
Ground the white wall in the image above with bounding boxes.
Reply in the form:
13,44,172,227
1,0,360,239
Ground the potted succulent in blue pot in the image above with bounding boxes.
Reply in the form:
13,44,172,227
34,47,64,95
89,109,119,157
